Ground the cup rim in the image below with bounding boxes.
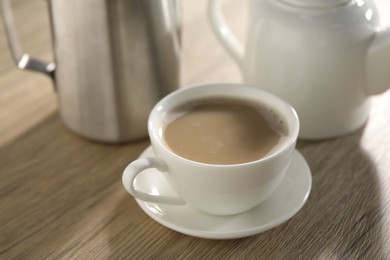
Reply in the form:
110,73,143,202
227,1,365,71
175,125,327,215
148,83,299,168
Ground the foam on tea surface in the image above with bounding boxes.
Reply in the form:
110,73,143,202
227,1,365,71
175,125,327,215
163,98,288,165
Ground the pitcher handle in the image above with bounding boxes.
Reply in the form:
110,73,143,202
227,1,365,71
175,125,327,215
0,0,55,79
208,0,244,68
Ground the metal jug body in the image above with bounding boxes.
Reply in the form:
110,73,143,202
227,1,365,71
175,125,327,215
1,0,181,143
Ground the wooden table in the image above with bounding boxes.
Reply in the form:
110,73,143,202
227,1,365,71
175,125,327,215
1,0,389,259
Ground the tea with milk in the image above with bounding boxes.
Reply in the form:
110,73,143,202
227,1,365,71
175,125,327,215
163,98,288,164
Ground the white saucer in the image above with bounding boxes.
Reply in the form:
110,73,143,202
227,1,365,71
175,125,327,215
133,146,312,239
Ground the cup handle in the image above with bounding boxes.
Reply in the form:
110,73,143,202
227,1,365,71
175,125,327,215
208,0,244,68
122,157,186,205
0,0,55,79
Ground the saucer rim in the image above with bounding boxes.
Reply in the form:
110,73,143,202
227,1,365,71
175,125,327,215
134,146,312,239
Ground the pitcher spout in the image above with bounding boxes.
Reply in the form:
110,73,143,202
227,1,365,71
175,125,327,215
366,26,390,95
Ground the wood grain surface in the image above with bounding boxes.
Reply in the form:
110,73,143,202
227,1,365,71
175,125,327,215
1,0,390,259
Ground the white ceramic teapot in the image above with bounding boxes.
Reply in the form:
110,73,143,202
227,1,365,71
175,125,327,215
209,0,390,139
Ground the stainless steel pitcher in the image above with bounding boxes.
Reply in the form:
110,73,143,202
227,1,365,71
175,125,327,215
0,0,181,142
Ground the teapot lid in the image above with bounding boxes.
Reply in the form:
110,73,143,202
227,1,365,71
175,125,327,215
281,0,351,7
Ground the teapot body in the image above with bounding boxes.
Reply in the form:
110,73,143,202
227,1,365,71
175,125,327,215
242,0,379,138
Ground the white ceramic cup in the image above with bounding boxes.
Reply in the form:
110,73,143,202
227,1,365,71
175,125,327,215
122,83,299,216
